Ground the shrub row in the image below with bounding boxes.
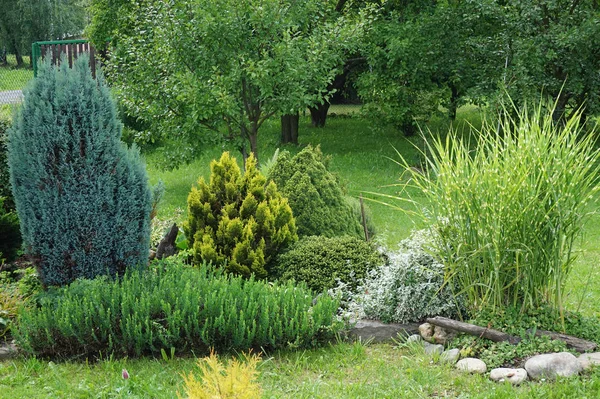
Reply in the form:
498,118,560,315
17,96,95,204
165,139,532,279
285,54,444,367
15,259,341,358
274,235,384,293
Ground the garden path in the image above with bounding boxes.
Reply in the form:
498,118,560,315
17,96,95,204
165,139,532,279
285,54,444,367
0,90,23,104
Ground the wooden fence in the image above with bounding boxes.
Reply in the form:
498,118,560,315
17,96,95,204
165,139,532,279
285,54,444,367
31,40,99,77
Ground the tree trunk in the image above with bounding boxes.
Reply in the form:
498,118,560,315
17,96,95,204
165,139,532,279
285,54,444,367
426,316,522,345
448,84,459,120
281,113,299,144
309,103,330,127
249,129,259,164
0,48,7,66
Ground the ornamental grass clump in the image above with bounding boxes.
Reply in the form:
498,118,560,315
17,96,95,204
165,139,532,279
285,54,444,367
399,101,600,319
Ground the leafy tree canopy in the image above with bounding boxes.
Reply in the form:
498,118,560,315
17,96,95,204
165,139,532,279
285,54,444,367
93,0,364,165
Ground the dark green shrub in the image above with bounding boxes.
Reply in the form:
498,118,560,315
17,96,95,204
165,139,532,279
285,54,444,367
0,117,14,210
15,259,341,358
274,235,384,293
184,152,297,278
0,196,21,263
7,57,151,286
268,145,375,238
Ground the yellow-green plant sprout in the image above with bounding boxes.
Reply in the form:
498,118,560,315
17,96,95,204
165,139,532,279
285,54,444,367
179,351,262,399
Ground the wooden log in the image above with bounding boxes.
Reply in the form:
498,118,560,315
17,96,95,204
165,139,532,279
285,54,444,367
156,223,179,260
526,329,598,353
426,316,522,345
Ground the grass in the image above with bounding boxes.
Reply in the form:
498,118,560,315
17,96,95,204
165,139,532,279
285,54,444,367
2,342,600,398
0,55,33,91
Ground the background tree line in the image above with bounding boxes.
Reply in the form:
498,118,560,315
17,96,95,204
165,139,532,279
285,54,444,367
3,0,597,160
0,0,88,67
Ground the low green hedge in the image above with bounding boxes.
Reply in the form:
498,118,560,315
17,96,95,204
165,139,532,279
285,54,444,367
274,235,384,293
15,259,341,359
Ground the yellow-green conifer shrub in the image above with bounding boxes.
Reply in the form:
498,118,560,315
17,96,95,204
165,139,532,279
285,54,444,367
179,351,262,399
184,152,297,278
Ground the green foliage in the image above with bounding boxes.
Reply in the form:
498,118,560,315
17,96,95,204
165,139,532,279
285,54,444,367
7,56,152,287
184,152,297,278
349,229,462,324
0,0,86,64
0,196,21,263
268,145,373,238
101,0,359,163
453,305,600,369
274,235,383,293
0,117,13,209
0,267,40,341
502,0,600,120
398,101,600,318
15,259,342,359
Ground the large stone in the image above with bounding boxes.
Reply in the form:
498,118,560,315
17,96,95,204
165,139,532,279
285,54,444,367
489,368,528,385
406,334,422,344
432,326,455,345
348,320,420,343
0,342,18,360
423,342,444,356
456,358,487,374
524,352,582,380
440,348,460,364
419,323,434,342
578,352,600,370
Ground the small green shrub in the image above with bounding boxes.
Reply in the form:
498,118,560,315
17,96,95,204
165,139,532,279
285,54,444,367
15,259,341,358
274,235,384,293
0,117,14,210
181,351,262,399
398,101,600,320
349,229,462,323
7,56,151,286
268,145,374,238
0,267,40,341
184,152,297,278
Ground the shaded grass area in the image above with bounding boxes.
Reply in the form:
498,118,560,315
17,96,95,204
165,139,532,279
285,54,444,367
2,343,600,398
0,55,33,91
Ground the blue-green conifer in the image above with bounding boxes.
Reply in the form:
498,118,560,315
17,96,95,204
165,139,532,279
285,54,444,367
7,56,151,286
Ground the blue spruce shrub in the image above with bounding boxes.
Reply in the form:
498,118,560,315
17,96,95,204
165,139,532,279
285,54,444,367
7,57,151,286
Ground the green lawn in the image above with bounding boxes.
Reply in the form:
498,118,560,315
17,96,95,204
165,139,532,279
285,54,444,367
2,342,600,398
2,106,600,398
0,56,33,91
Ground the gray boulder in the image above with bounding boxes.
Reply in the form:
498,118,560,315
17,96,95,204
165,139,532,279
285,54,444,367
489,368,528,385
524,352,582,380
440,348,460,364
456,358,487,374
578,352,600,370
423,342,444,356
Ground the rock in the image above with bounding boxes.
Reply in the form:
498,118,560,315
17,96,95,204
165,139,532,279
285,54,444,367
433,326,455,345
489,368,528,385
578,352,600,370
149,249,156,261
456,358,487,374
348,320,420,343
524,352,582,380
419,322,434,342
440,348,460,364
406,334,422,344
423,342,444,356
0,343,18,360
